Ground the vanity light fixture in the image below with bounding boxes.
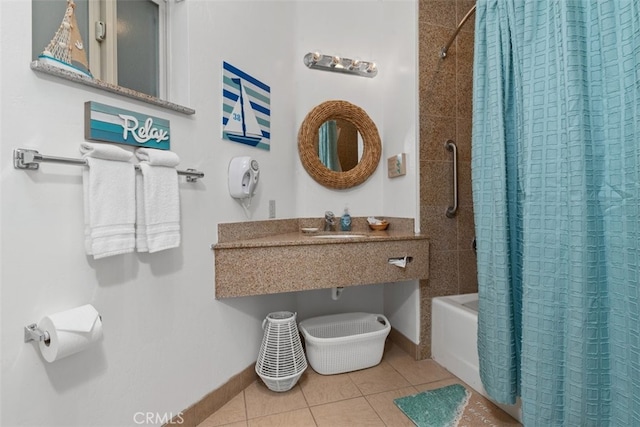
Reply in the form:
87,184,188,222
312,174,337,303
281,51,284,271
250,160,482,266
365,62,377,75
303,52,378,78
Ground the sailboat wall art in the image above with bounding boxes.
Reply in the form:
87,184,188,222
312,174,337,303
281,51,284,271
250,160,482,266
38,0,92,78
222,62,271,151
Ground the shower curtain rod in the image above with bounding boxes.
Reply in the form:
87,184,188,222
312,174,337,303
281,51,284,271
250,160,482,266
440,4,477,59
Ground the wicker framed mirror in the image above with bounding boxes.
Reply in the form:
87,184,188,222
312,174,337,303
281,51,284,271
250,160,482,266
298,100,382,189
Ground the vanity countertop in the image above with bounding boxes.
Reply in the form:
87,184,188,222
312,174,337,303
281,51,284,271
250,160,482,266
214,217,423,245
213,229,426,249
212,217,429,299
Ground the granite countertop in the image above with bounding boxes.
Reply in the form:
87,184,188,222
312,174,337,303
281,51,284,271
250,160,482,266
213,217,426,249
213,229,427,249
213,217,430,298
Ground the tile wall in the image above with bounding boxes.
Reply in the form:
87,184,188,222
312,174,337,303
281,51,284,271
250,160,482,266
418,0,477,359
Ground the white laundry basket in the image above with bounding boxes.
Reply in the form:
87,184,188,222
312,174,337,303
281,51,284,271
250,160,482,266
299,312,390,375
255,311,307,392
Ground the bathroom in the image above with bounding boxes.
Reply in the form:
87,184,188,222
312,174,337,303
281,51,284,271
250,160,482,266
4,0,638,426
2,1,427,425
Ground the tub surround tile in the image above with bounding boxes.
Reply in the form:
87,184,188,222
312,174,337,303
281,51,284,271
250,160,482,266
455,30,475,75
458,250,478,294
456,0,477,34
420,69,457,118
420,114,457,163
456,205,476,252
419,0,476,361
419,0,457,28
421,161,454,207
457,72,474,119
419,24,457,77
426,250,459,297
423,206,458,251
458,161,474,207
418,288,432,360
455,117,472,162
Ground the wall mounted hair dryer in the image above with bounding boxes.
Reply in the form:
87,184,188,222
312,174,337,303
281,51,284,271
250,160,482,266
228,156,260,199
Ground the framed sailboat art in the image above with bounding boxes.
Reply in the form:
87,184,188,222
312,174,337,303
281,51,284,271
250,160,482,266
222,62,271,151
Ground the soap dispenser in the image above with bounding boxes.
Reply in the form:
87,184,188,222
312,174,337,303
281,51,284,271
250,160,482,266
340,207,352,231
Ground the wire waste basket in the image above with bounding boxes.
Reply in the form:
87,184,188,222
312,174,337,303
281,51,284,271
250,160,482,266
255,311,307,392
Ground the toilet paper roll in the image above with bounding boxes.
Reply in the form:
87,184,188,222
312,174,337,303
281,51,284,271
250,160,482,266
38,304,103,363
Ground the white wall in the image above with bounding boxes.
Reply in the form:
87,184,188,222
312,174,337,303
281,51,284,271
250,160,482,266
291,0,420,341
293,1,385,217
379,0,421,343
0,1,419,426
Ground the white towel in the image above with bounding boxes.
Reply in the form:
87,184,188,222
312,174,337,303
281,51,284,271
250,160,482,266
80,142,136,259
135,148,181,253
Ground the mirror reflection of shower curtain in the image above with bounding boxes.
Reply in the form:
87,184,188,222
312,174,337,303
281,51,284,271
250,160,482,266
318,120,342,172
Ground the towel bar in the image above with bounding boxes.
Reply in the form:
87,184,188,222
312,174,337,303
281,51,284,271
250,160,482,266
13,148,205,182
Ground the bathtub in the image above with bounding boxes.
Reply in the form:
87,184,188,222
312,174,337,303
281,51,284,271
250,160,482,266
432,293,522,422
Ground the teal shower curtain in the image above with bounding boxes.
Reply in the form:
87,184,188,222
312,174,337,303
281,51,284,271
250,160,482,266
318,120,342,172
472,0,640,425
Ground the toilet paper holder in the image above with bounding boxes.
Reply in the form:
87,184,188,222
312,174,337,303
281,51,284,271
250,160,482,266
24,324,50,344
24,315,103,343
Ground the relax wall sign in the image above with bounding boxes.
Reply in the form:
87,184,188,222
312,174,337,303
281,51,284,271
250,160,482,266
84,101,170,150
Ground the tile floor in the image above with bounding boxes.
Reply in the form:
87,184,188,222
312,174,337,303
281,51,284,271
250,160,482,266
198,343,521,427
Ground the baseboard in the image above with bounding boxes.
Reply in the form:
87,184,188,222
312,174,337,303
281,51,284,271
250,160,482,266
389,326,421,360
167,363,257,427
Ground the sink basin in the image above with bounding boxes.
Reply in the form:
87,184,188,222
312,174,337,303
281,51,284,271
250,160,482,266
311,234,368,239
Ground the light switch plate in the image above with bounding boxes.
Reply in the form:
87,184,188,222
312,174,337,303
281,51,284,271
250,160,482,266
387,153,407,178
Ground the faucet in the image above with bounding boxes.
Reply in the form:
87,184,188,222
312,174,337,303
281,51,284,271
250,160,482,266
324,211,336,231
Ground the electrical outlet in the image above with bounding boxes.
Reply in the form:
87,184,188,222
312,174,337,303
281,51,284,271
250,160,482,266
269,200,276,218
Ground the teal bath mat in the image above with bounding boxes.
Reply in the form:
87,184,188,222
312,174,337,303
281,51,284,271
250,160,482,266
394,384,471,427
